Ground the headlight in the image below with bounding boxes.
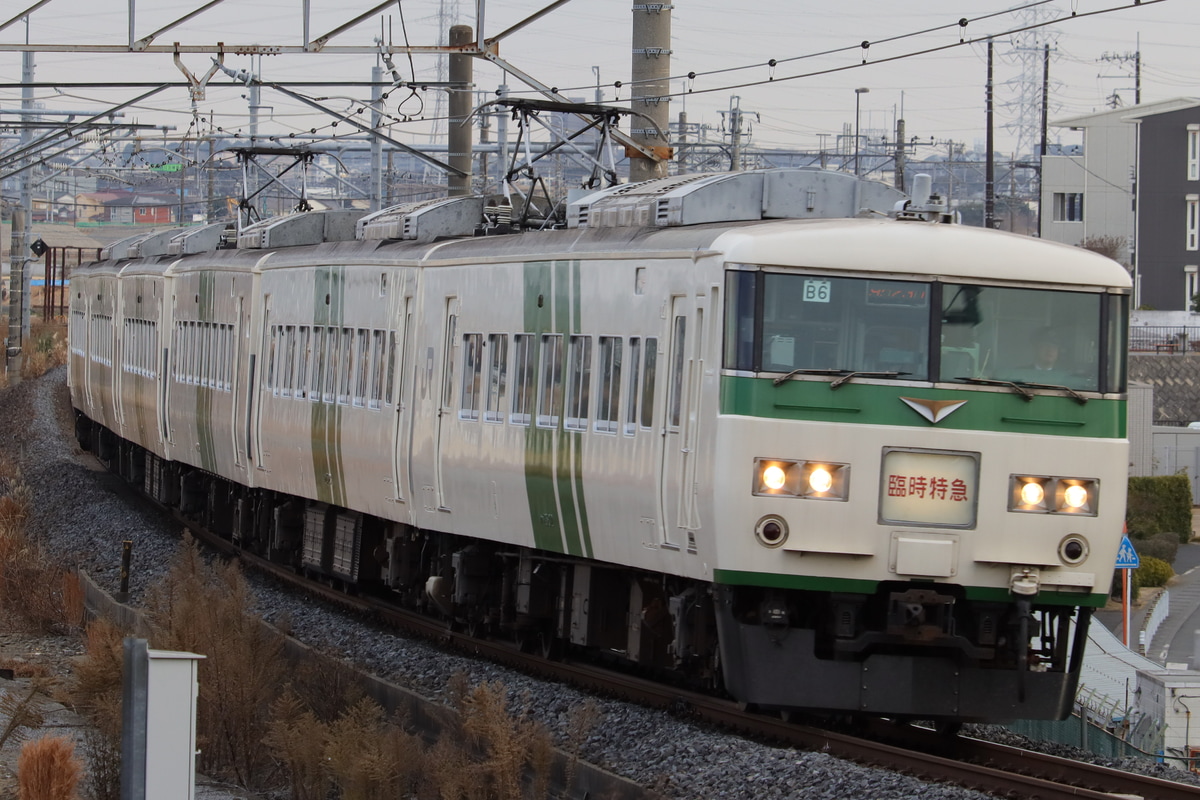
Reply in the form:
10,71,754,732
754,458,849,501
1009,475,1098,516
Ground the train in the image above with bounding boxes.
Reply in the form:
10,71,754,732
67,168,1130,724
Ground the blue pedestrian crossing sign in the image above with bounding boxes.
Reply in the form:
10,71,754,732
1115,535,1140,570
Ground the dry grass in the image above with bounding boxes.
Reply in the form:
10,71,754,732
16,735,82,800
0,470,79,634
143,536,286,789
19,320,68,381
0,681,47,751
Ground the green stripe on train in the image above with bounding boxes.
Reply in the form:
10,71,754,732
312,267,347,507
713,569,1107,608
720,375,1125,438
196,271,217,473
521,260,593,557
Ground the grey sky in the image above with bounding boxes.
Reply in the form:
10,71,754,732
0,0,1193,161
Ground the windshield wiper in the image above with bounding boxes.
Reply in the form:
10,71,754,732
1011,380,1089,405
772,368,851,386
772,368,909,389
954,377,1035,400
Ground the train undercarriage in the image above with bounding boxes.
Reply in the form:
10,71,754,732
79,414,1091,722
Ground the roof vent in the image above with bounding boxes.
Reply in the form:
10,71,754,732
237,209,364,249
167,222,231,255
567,169,908,229
357,196,485,242
101,227,192,260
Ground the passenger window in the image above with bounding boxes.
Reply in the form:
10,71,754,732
565,335,592,431
338,328,353,404
312,327,327,401
641,337,658,430
511,334,535,426
624,337,641,436
296,327,310,398
355,329,370,406
460,333,483,420
370,330,386,409
485,334,508,423
596,336,622,434
281,325,296,397
537,334,563,428
667,317,686,429
385,330,398,406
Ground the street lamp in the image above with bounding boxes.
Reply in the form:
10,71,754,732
854,87,870,177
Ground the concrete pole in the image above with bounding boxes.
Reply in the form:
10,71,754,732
629,1,671,183
370,63,383,211
895,118,906,192
448,25,474,196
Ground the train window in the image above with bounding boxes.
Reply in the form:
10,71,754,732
324,327,339,403
565,335,592,431
339,328,353,405
759,274,930,380
296,327,310,399
265,325,276,391
355,329,370,406
385,330,399,406
596,336,622,434
282,325,297,397
311,327,326,401
485,334,508,423
641,338,658,430
441,314,457,410
624,338,641,436
1105,294,1128,393
940,283,1103,393
511,334,535,426
724,271,756,371
537,334,563,428
460,333,483,420
667,317,686,430
370,330,386,409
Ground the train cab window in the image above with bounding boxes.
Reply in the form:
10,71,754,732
460,333,483,420
758,274,930,380
724,271,756,371
624,338,642,436
537,334,564,428
596,336,622,434
511,334,535,426
485,334,508,423
640,338,658,430
939,283,1105,393
565,335,592,431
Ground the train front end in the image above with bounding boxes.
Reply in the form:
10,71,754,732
710,218,1130,722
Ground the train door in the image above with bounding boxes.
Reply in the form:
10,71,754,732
433,297,458,511
390,296,413,502
658,295,698,547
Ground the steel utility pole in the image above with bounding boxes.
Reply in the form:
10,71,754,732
448,24,473,196
7,47,35,380
629,0,671,183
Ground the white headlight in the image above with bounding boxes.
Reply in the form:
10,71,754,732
762,465,787,491
809,467,833,494
1020,481,1045,506
1063,484,1088,509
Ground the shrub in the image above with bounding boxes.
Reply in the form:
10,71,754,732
1127,475,1193,543
1133,532,1180,565
17,735,82,800
1135,556,1174,588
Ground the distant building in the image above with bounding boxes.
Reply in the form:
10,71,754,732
1040,98,1200,309
72,191,178,224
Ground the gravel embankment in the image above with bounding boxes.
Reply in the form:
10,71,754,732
5,367,1196,799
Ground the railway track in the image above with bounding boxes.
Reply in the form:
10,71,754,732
167,500,1200,800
